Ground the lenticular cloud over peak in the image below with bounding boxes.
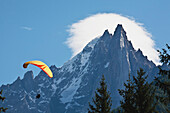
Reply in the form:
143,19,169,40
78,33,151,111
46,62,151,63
66,13,160,65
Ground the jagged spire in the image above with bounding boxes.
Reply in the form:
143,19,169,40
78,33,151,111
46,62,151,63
111,24,128,50
100,29,111,40
113,24,127,37
102,29,110,37
23,71,34,81
103,29,109,35
137,48,143,54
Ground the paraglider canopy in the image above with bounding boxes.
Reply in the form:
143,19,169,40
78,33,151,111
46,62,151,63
23,60,53,78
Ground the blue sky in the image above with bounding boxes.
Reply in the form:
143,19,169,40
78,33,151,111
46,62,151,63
0,0,170,86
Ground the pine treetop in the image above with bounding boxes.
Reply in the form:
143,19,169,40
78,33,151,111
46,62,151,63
119,69,158,113
88,75,113,113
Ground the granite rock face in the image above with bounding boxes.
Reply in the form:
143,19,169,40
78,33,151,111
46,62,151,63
0,25,161,113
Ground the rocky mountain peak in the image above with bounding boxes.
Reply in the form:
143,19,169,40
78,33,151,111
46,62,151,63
113,24,127,39
103,29,110,36
23,71,34,81
0,24,160,113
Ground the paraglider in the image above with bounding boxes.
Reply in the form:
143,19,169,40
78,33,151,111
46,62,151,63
23,60,53,78
36,94,40,99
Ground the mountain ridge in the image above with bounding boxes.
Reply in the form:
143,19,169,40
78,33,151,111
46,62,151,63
1,24,160,113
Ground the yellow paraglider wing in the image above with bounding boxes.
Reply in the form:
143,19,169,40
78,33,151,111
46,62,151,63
23,60,53,78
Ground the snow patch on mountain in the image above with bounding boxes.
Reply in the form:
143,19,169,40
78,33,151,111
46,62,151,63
74,95,85,99
51,84,57,95
38,83,45,88
80,52,91,67
60,54,78,73
28,95,35,103
81,63,89,75
80,38,99,67
104,62,110,68
120,33,124,49
126,52,131,72
55,77,66,85
60,75,83,104
51,77,66,95
87,38,99,49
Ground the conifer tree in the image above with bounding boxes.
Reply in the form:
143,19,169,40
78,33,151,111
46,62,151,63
155,44,170,112
88,75,113,113
133,68,157,113
0,90,8,113
118,74,136,113
119,69,157,113
155,44,170,94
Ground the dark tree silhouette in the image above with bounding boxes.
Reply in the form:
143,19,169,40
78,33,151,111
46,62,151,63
155,44,170,92
118,74,136,113
154,44,170,112
0,90,7,113
88,75,113,113
119,69,158,113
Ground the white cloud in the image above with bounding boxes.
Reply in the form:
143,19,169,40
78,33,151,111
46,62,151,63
66,13,160,65
21,26,32,31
